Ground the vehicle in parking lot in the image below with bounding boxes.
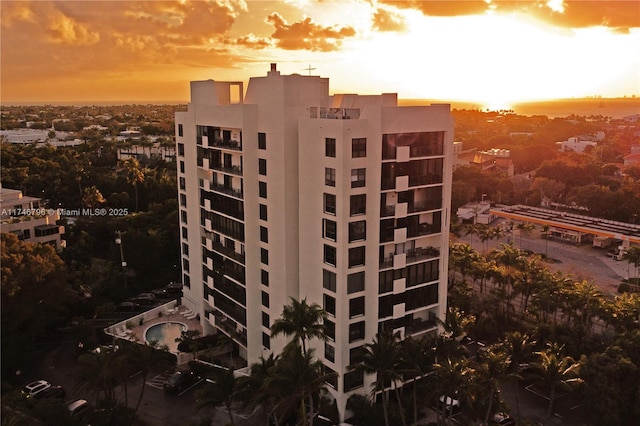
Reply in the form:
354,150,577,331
33,385,65,400
68,399,91,418
151,288,168,298
117,301,140,312
22,380,51,398
435,394,461,416
165,282,183,294
163,370,199,393
135,292,156,305
492,412,516,426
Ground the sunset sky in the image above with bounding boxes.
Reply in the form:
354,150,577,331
1,0,639,108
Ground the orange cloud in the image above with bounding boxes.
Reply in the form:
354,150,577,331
235,34,272,49
46,10,100,45
0,1,36,27
266,12,357,51
372,7,406,32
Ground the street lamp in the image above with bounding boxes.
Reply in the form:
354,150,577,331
115,230,127,268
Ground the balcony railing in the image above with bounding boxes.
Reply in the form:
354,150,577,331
210,183,243,199
209,164,243,176
211,240,245,263
407,223,440,238
405,246,440,263
208,138,242,151
405,317,437,335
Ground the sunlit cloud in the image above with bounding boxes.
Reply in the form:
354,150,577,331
46,10,100,45
266,12,357,51
372,7,406,32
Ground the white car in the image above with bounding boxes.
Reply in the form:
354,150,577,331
68,399,91,417
22,380,51,398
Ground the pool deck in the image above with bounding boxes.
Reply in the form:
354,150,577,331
106,303,203,352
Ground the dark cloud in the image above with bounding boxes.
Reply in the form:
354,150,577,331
265,12,357,51
382,0,640,29
372,7,406,32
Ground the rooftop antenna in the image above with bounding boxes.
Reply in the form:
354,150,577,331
304,65,316,76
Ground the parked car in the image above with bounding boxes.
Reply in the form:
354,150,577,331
117,301,140,312
435,394,461,416
492,412,516,426
165,282,183,295
22,380,51,398
68,399,91,418
163,371,198,393
135,292,156,305
151,288,168,299
33,385,65,400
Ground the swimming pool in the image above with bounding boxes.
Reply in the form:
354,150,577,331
145,322,186,352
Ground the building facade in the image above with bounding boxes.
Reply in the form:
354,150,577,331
175,64,453,418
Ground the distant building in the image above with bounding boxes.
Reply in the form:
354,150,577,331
117,142,176,162
457,201,495,224
556,136,598,153
0,187,65,250
454,145,514,177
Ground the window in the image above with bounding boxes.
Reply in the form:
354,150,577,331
178,143,185,156
181,210,188,224
180,161,185,173
262,332,270,349
324,193,336,215
378,295,394,318
350,346,365,365
324,365,338,389
260,226,268,243
350,194,366,216
323,269,337,292
183,258,190,273
379,270,394,294
344,370,364,392
262,312,270,328
324,343,335,362
325,319,335,340
259,158,267,175
348,246,365,268
261,248,269,265
261,291,269,308
179,177,186,190
349,321,365,342
352,138,366,158
178,124,183,137
349,221,366,242
325,138,336,157
324,294,336,316
351,168,366,188
324,245,336,266
349,297,365,318
259,204,267,221
182,243,189,256
180,193,187,207
325,168,336,187
182,226,188,240
323,219,337,241
259,181,267,198
347,272,365,294
261,269,269,286
183,273,190,288
258,132,266,150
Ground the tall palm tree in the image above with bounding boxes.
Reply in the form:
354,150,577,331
237,354,280,425
438,307,475,341
541,224,551,258
475,347,511,425
500,332,536,420
77,346,126,408
266,345,337,426
118,157,145,211
196,366,241,426
349,330,406,426
526,349,583,422
82,185,106,209
449,242,480,286
270,297,327,357
400,335,435,425
432,358,472,426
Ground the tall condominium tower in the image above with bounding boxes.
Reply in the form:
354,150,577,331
175,64,453,419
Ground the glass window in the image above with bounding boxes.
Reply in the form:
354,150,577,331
323,269,337,292
261,291,269,308
323,219,337,241
261,269,269,286
324,245,336,266
179,177,186,190
259,181,267,198
181,210,188,224
324,193,336,215
349,296,365,318
180,161,185,173
260,226,268,243
325,342,335,362
349,321,365,342
350,194,366,216
347,272,365,294
351,168,366,188
260,204,267,220
324,294,336,316
348,246,365,268
262,332,270,349
350,346,365,365
325,168,336,187
261,248,269,265
344,370,364,391
180,193,187,207
259,158,267,175
262,312,270,328
352,138,366,158
258,132,266,150
348,221,366,242
325,319,335,340
178,143,185,156
178,124,183,137
325,137,336,157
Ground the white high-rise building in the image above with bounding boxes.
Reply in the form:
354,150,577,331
175,64,453,419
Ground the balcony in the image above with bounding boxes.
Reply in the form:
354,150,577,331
405,315,438,336
407,223,440,238
210,182,243,199
405,246,440,264
208,137,242,152
212,310,247,346
211,240,245,264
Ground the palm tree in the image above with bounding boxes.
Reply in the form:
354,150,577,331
175,329,202,360
82,185,106,209
196,366,241,426
541,224,551,258
500,332,536,420
266,344,337,426
622,245,640,280
449,242,480,286
349,330,406,426
476,347,511,425
77,345,126,408
438,307,475,341
400,335,435,425
270,297,327,357
118,157,145,211
237,354,280,425
526,349,583,422
432,357,472,426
